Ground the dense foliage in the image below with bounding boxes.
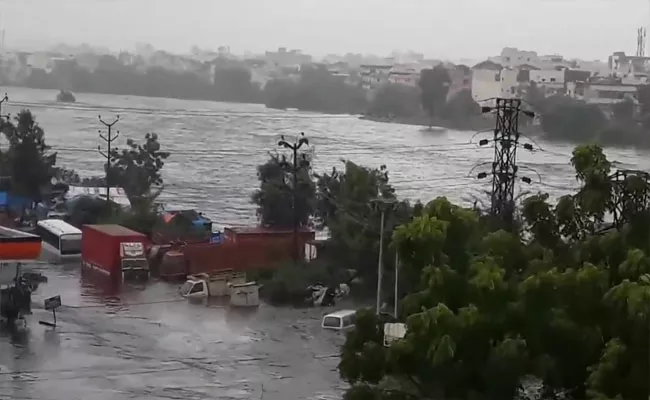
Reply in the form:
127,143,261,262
0,110,57,201
338,144,650,400
252,145,420,300
0,109,169,236
367,84,421,118
251,149,316,229
21,57,262,103
263,65,367,114
419,65,452,125
526,83,650,147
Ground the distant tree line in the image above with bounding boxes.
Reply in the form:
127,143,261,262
525,82,650,148
19,56,262,104
263,65,368,114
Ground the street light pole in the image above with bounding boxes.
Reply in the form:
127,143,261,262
278,132,309,265
394,250,399,319
372,198,396,315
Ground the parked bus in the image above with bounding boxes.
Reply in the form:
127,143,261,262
35,219,82,259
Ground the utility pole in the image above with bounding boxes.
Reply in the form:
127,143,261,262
278,132,309,265
478,98,533,230
98,114,119,207
372,198,396,315
0,92,8,126
394,250,399,319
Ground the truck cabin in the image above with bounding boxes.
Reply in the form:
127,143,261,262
119,242,149,281
179,270,247,298
180,278,205,297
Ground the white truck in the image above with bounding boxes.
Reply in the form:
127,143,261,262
179,269,247,299
228,281,261,307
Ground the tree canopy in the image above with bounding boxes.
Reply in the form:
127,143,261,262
338,144,649,400
21,57,262,104
263,65,367,114
0,110,56,201
251,150,316,230
419,66,452,126
252,151,418,296
0,108,170,236
107,132,169,211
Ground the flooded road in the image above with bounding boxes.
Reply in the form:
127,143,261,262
0,264,346,400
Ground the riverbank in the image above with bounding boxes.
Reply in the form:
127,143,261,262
361,114,495,132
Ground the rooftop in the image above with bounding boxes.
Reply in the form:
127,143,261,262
0,225,40,243
225,226,313,235
84,224,146,237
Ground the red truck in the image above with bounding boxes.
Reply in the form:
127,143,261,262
81,224,150,283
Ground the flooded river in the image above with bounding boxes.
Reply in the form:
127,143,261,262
1,87,649,399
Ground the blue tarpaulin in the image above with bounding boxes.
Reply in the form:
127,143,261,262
210,232,222,244
0,191,33,211
193,216,211,227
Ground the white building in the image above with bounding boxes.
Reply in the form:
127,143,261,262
388,68,420,87
360,64,392,90
471,60,525,106
567,78,639,107
490,47,538,68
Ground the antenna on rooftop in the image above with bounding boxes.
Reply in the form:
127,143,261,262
637,27,646,57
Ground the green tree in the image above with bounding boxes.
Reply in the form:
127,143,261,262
107,132,169,211
251,151,315,229
367,84,420,118
0,110,56,201
419,65,451,127
611,98,635,121
340,145,649,400
263,65,367,114
315,161,413,292
443,89,481,122
539,96,608,143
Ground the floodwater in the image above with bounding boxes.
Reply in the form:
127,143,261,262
1,87,649,399
4,86,650,226
1,263,347,400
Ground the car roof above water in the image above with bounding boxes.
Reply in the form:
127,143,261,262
324,309,357,318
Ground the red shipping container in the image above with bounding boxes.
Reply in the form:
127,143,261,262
81,224,149,281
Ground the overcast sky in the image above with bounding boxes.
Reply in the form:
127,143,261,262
1,0,647,61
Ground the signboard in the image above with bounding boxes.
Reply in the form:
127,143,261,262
44,295,62,311
120,242,145,258
383,322,406,347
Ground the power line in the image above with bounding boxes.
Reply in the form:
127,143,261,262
48,141,485,157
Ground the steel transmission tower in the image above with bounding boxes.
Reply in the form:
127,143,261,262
478,98,533,229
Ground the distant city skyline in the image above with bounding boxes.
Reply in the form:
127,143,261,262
1,0,648,62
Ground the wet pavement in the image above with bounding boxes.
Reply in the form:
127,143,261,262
0,263,347,400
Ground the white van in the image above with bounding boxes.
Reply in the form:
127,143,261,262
321,310,357,331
